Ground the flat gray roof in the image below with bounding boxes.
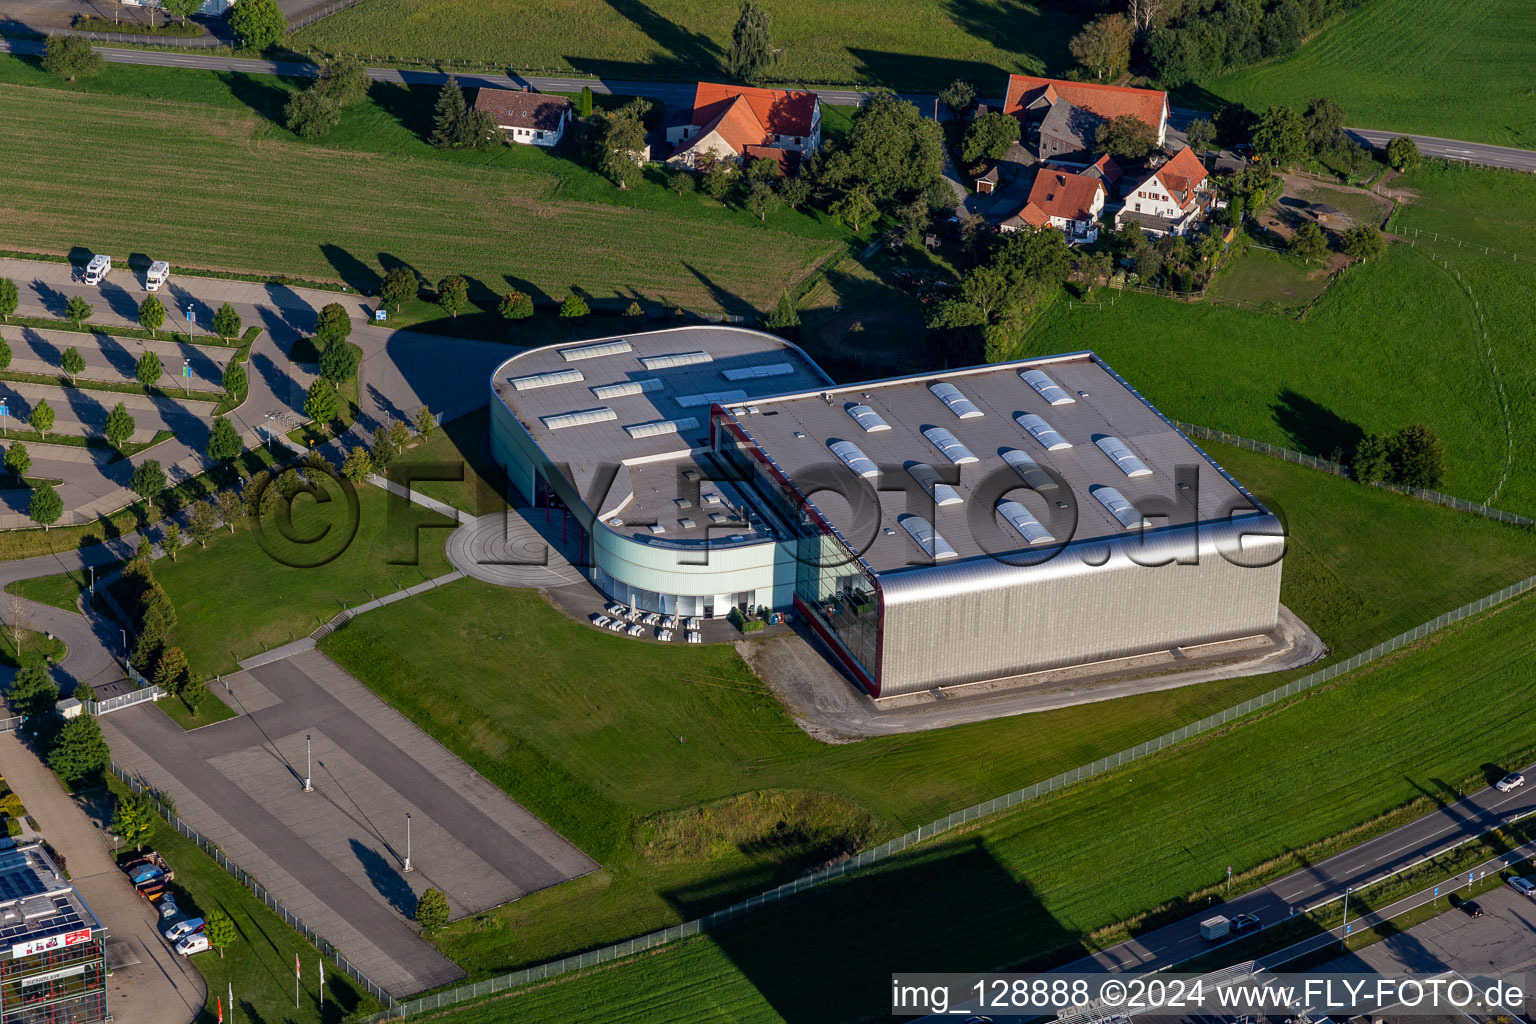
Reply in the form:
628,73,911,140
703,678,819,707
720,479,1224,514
0,844,103,958
725,352,1263,573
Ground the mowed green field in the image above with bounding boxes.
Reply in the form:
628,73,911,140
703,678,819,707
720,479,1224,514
0,74,837,313
316,440,1536,977
1207,0,1536,146
293,0,1079,90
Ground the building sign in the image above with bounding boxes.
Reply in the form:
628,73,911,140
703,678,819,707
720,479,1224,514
20,964,88,987
11,928,92,959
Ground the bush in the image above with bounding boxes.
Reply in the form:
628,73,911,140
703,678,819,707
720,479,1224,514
41,36,101,81
668,172,695,195
71,15,203,36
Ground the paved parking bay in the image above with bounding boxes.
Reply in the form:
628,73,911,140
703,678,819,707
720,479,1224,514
1,324,234,390
100,649,596,998
0,379,217,445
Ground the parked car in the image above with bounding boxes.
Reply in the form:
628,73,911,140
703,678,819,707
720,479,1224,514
1459,900,1484,918
174,933,210,956
1231,912,1261,935
1508,876,1536,898
164,917,204,942
157,897,180,920
1495,772,1526,793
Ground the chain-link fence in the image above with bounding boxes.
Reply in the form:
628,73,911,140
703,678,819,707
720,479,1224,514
108,763,395,1009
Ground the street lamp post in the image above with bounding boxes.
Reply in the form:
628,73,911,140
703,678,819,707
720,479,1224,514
403,813,413,872
1340,886,1352,950
182,358,191,397
304,735,312,793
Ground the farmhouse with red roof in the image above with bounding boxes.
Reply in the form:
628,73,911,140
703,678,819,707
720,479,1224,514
1001,169,1106,241
666,83,822,171
1114,146,1215,237
1003,75,1169,163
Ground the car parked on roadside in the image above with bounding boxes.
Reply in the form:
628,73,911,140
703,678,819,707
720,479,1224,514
1508,876,1536,898
164,917,204,942
1495,772,1526,793
1459,900,1484,918
174,933,210,956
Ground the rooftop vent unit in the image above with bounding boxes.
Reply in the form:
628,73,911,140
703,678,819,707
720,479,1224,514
1001,449,1059,491
676,389,748,409
590,377,664,399
624,417,699,439
1092,486,1152,531
828,439,879,479
997,499,1056,546
1020,368,1076,405
921,426,978,465
559,339,632,362
928,381,984,419
639,350,712,370
1093,435,1153,478
846,404,891,432
1015,413,1072,451
722,362,794,381
541,407,616,430
906,462,963,506
510,367,584,391
899,515,958,561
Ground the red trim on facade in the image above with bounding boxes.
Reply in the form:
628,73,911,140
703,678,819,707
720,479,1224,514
794,594,879,696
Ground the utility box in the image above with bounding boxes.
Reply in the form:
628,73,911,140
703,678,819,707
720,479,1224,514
54,697,83,720
1200,915,1231,940
84,254,111,285
146,260,170,292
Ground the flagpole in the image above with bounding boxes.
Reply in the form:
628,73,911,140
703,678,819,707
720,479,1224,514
229,982,234,1024
296,953,300,1010
319,957,325,1010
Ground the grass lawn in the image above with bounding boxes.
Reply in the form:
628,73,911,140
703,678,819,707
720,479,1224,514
390,409,511,516
413,582,1536,1024
0,60,843,317
1205,242,1333,311
0,627,65,670
154,687,239,730
795,249,955,381
316,440,1536,977
1203,0,1536,147
292,0,1082,91
152,481,456,676
104,779,382,1024
4,568,100,613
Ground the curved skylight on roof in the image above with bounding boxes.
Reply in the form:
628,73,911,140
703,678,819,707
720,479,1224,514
591,378,664,399
1001,449,1059,491
899,515,958,561
928,382,984,419
828,439,879,479
541,407,617,430
906,463,963,506
1015,413,1072,451
921,426,978,465
639,350,712,370
510,367,585,391
676,389,748,408
722,362,794,381
846,404,891,432
559,339,632,362
1020,368,1076,405
997,499,1056,545
1092,486,1152,530
624,417,700,439
1094,435,1153,477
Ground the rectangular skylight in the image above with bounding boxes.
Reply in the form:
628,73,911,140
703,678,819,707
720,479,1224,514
1094,435,1154,477
623,417,699,439
590,378,664,399
541,407,617,430
721,362,794,381
1016,413,1072,450
675,389,748,408
846,404,891,432
1001,449,1059,491
906,462,963,506
899,516,958,560
1019,368,1076,405
510,368,584,391
639,350,712,370
921,426,978,465
997,499,1056,545
828,439,879,479
1092,486,1152,530
559,339,632,361
928,382,984,419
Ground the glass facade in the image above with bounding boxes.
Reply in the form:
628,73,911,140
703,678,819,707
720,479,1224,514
590,566,754,617
0,936,108,1024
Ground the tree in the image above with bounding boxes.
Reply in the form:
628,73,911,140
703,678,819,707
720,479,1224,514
8,661,57,718
136,350,163,389
779,174,811,210
48,715,110,783
5,443,29,480
576,85,594,118
1185,118,1216,155
896,195,931,248
341,446,373,483
153,645,189,695
726,0,779,83
939,79,976,118
64,296,93,326
962,112,1020,165
205,910,236,958
0,278,16,322
1080,251,1115,298
415,887,449,933
1385,136,1421,172
206,416,242,463
215,489,243,532
59,346,86,385
839,93,944,207
1389,424,1445,488
104,402,135,450
745,178,780,222
139,295,168,337
188,500,218,548
1069,13,1133,81
42,36,101,81
1252,105,1307,167
1342,223,1386,262
415,405,436,439
1357,432,1392,483
160,0,202,24
28,400,54,440
222,361,246,398
304,380,338,424
161,522,181,561
314,303,351,348
285,88,341,139
130,460,166,508
370,424,397,472
588,108,648,189
559,295,590,319
764,290,800,331
430,77,468,149
625,301,644,318
669,171,695,195
701,161,733,201
830,186,877,232
499,291,534,320
388,420,412,452
1289,221,1329,264
380,265,417,312
228,0,286,53
1096,114,1158,161
111,791,156,853
1302,96,1346,156
211,302,241,341
437,275,468,318
319,339,358,389
317,56,370,107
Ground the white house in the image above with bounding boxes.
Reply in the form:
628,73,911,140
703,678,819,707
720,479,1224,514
1001,168,1106,242
666,82,821,171
473,88,573,147
1115,146,1215,237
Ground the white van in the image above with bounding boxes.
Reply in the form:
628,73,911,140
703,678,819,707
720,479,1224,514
84,254,111,285
146,261,170,292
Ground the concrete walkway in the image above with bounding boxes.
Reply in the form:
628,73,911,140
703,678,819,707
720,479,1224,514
0,732,206,1024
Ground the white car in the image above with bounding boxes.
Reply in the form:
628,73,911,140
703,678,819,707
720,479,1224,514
1495,772,1526,793
174,933,210,956
164,917,204,941
1509,876,1536,898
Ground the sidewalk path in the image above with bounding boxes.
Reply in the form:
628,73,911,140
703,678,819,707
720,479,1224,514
0,732,206,1024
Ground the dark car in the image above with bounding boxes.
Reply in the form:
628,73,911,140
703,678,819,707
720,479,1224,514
1460,900,1484,918
1232,912,1261,935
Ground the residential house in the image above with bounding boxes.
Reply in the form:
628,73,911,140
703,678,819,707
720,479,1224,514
1000,169,1106,242
1114,146,1215,237
666,82,821,171
1002,75,1169,160
474,88,573,147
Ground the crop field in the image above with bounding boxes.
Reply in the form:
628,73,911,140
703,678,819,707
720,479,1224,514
0,70,839,315
293,0,1081,91
389,575,1536,1024
1207,0,1536,147
316,439,1536,976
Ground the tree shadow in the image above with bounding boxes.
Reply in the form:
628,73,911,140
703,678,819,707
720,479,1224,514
215,70,296,124
368,81,437,143
563,0,723,82
348,838,416,917
1270,388,1363,460
680,262,755,317
320,245,379,295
